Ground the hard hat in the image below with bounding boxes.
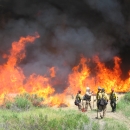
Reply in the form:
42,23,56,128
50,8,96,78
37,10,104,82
98,86,102,90
86,87,90,90
111,88,114,91
78,90,81,93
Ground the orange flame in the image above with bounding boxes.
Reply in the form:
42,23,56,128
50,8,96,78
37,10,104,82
0,33,130,107
50,67,56,78
66,55,91,95
0,33,40,103
0,33,68,106
44,93,69,107
93,56,123,93
67,55,130,95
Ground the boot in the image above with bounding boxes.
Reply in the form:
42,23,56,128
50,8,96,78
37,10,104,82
100,115,103,119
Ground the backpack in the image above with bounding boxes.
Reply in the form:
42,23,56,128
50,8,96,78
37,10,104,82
74,94,81,106
74,99,80,106
99,93,108,106
83,94,91,101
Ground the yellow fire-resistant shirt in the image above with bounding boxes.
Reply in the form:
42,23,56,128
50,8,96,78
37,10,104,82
96,91,102,101
75,93,83,101
109,92,118,101
99,92,109,101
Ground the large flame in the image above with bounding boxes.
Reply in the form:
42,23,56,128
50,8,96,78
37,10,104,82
0,33,67,106
0,33,130,107
66,55,130,95
66,55,92,95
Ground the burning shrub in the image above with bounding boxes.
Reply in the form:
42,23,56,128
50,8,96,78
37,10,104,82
31,94,44,107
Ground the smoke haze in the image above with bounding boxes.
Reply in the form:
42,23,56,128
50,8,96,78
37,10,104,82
0,0,130,91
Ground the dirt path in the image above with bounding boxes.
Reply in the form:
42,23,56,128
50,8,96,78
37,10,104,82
63,94,130,129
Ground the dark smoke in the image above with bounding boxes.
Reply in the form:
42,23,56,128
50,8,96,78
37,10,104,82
0,0,130,91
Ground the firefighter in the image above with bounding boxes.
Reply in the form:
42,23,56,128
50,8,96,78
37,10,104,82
94,87,102,118
74,90,83,110
109,88,118,112
82,87,93,111
94,86,102,109
98,88,109,119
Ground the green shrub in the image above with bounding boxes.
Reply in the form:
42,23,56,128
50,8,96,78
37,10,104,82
124,92,130,102
0,108,99,130
117,92,130,110
5,101,12,109
117,92,130,118
14,96,32,110
3,93,44,110
117,98,126,110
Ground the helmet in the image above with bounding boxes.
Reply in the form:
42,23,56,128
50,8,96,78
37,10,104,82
111,88,114,91
86,87,90,90
78,90,81,93
98,86,102,90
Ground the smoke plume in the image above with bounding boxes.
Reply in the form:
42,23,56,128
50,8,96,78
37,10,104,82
0,0,130,91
